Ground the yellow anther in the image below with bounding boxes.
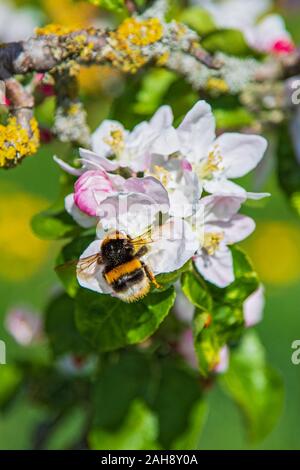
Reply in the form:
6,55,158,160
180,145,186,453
198,147,223,179
203,232,224,256
104,128,125,156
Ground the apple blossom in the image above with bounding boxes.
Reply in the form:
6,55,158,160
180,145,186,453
5,306,43,346
169,101,268,198
245,15,295,55
90,105,177,172
77,179,199,296
195,1,294,55
190,194,255,287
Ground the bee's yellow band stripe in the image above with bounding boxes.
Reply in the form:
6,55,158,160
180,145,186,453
104,259,141,283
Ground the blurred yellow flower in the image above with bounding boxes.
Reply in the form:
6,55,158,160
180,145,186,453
42,0,98,28
0,189,50,281
244,221,300,285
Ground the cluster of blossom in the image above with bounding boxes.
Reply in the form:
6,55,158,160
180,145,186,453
195,0,295,55
55,100,268,292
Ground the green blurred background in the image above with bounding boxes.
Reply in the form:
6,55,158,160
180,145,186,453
1,0,300,449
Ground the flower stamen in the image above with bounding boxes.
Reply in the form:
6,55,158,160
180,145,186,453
203,232,224,256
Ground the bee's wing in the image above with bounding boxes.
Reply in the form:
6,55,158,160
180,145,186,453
130,227,155,247
55,253,103,275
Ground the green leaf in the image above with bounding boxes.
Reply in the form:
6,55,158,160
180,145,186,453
31,197,81,240
156,261,191,288
45,293,90,357
92,351,151,429
88,0,125,13
75,287,176,351
208,246,259,306
181,270,212,312
277,125,300,216
179,7,216,35
201,29,252,56
55,235,94,297
134,69,178,116
89,400,159,450
220,331,284,442
0,365,22,409
193,315,221,377
172,399,208,450
215,108,255,130
152,360,205,449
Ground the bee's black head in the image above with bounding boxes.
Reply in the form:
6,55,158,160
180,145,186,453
101,238,134,267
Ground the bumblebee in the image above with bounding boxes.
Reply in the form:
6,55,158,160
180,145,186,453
75,231,160,302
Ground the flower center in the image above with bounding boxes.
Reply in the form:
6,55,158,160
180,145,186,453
198,146,223,180
151,165,171,188
203,232,224,256
104,128,125,157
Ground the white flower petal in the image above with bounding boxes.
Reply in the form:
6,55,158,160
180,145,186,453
178,100,216,163
145,218,198,274
54,156,83,176
215,133,267,179
220,214,256,244
194,244,234,288
123,176,170,209
200,194,246,224
65,194,97,228
150,105,174,129
151,127,180,156
243,285,265,327
77,240,113,294
97,193,163,238
79,148,118,172
203,178,246,197
246,192,271,200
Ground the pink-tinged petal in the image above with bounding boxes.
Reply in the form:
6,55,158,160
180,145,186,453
200,194,246,224
173,290,195,324
178,100,216,163
177,329,198,369
77,240,113,294
79,148,118,172
65,194,97,228
194,244,234,288
246,14,292,53
146,218,198,274
53,156,83,176
203,178,246,197
215,133,267,178
243,285,265,327
5,307,43,346
246,192,271,200
213,346,229,374
123,176,170,209
181,159,193,172
221,214,256,244
150,105,174,129
74,170,115,217
272,39,295,55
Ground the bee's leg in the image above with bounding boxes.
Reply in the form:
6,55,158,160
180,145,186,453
135,246,148,258
142,263,161,289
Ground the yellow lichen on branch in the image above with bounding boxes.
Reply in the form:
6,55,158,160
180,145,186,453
0,118,40,169
105,17,164,73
